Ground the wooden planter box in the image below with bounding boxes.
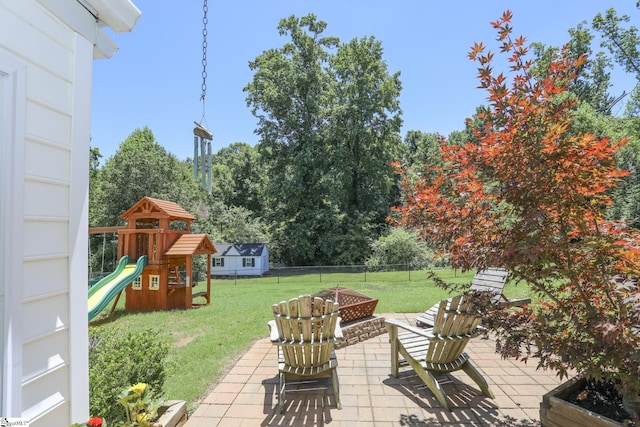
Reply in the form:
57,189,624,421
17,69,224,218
155,400,187,427
312,288,378,323
540,376,623,427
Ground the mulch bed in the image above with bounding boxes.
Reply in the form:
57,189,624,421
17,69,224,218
567,379,636,426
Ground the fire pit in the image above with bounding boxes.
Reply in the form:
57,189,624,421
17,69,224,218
312,287,378,323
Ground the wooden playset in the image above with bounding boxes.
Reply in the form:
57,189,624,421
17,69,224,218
90,197,216,312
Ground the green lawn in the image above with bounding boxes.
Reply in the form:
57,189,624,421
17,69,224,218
88,268,530,412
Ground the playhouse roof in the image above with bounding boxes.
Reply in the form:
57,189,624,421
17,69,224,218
120,197,196,221
165,234,217,256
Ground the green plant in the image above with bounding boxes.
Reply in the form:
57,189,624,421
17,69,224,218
89,328,168,422
115,383,162,427
366,227,445,269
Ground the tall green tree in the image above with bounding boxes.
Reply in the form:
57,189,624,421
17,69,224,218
330,36,402,216
402,131,443,176
327,36,403,263
210,142,264,214
245,14,339,266
245,14,403,265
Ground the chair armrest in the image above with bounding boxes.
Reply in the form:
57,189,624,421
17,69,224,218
498,297,531,308
335,317,343,340
385,318,435,339
267,320,279,342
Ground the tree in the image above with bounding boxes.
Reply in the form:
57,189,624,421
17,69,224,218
326,36,403,263
245,14,403,265
330,36,402,217
394,10,640,418
401,130,444,181
245,14,339,266
531,22,616,113
202,201,268,244
210,142,264,214
91,127,203,227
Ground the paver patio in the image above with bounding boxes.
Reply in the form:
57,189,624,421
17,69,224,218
184,313,563,426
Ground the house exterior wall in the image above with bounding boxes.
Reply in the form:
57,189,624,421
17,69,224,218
0,0,119,424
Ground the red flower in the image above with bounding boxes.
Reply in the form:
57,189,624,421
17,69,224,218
87,416,104,427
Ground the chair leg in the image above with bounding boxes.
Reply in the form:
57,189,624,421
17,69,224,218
278,372,286,413
462,360,495,399
331,368,341,409
413,367,450,411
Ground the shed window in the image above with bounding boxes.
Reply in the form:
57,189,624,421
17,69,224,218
213,258,224,267
243,258,255,268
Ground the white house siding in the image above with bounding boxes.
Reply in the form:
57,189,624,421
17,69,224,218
0,1,93,425
211,244,270,276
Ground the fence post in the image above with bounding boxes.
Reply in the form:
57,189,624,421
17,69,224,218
364,265,367,283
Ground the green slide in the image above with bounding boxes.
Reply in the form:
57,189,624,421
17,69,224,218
88,255,148,321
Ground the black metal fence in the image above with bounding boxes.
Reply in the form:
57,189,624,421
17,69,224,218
209,263,446,284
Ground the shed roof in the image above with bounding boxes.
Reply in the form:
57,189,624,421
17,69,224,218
120,197,196,221
215,243,267,257
165,234,217,256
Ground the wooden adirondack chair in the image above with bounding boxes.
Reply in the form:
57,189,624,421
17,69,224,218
386,295,495,411
416,267,530,327
268,295,343,413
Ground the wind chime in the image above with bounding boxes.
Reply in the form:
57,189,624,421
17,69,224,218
193,0,213,194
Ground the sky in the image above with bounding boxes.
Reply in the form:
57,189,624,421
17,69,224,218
91,1,639,163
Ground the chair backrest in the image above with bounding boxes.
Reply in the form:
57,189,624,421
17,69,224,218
469,268,508,297
271,295,340,369
427,295,481,364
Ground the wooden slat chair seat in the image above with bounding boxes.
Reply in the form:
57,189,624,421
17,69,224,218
416,267,531,328
386,295,495,411
268,295,343,413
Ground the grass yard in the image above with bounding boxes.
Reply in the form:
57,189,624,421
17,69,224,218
88,268,530,412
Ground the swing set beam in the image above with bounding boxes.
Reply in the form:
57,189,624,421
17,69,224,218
89,226,126,234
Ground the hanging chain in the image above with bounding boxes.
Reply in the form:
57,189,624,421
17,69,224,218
200,0,208,121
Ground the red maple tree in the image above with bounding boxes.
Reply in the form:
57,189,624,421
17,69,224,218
393,10,640,418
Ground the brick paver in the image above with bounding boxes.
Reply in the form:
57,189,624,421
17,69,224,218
184,313,561,426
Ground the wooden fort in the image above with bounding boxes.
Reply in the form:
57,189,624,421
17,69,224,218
109,196,216,311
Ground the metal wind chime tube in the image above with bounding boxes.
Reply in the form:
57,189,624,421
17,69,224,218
193,135,199,180
200,134,206,189
207,139,212,193
193,122,213,194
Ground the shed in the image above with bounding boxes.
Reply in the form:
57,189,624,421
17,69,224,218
211,243,270,276
0,1,140,425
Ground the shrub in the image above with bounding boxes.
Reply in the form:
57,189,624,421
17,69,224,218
88,327,168,422
366,227,445,269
